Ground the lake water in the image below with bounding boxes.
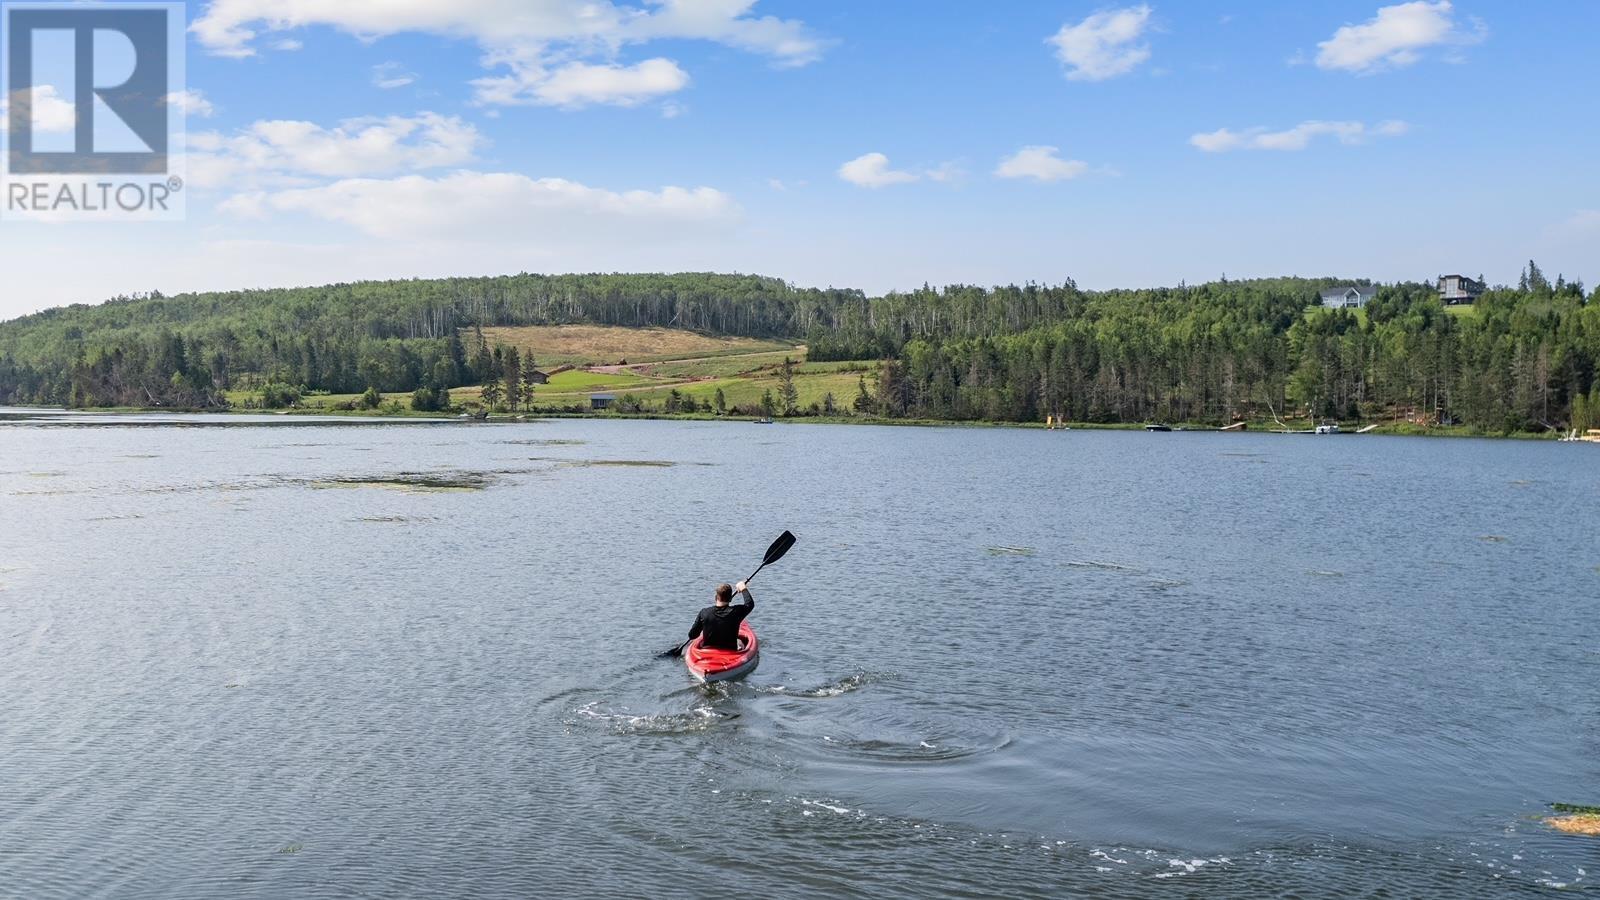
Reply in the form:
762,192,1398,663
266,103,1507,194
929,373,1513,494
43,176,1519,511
2,410,1596,897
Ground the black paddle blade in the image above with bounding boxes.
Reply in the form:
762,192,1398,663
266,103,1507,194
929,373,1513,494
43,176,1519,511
762,530,797,566
657,640,688,659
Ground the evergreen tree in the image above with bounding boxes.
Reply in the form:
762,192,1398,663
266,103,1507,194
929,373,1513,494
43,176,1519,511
853,374,872,413
714,387,727,415
760,389,777,417
777,356,799,415
519,367,538,409
503,347,522,412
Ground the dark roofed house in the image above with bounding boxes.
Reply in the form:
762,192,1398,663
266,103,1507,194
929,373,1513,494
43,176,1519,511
1319,285,1378,309
526,370,549,385
590,393,615,410
1437,274,1484,305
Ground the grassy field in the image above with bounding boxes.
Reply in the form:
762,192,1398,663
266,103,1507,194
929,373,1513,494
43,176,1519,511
229,323,870,416
476,324,796,367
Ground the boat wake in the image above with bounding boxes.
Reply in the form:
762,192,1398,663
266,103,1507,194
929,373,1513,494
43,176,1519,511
758,671,891,698
570,699,734,735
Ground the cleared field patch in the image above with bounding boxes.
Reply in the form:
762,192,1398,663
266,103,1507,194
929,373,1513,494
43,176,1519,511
646,350,802,379
476,325,796,367
544,369,653,391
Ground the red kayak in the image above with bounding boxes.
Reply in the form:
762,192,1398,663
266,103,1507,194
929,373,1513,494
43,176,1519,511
684,622,760,683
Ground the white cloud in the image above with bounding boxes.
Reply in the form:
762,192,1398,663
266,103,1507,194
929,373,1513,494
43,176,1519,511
1048,5,1154,81
186,112,482,188
475,57,688,108
371,62,417,90
838,153,919,189
190,0,823,106
1315,1,1487,73
1189,119,1409,152
271,38,303,51
995,146,1089,182
165,89,216,118
0,85,76,133
221,171,740,243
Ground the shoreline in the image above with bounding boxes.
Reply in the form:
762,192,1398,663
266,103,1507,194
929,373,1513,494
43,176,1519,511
1,404,1577,440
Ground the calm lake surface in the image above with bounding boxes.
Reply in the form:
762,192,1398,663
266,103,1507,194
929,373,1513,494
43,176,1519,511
2,411,1596,897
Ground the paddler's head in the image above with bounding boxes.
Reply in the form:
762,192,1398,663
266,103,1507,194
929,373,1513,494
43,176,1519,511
714,583,734,606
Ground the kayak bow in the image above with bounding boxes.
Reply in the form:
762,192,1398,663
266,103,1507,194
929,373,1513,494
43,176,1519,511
683,622,759,683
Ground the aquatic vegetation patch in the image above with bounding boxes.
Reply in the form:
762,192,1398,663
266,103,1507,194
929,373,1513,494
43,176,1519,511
278,843,303,854
1479,535,1508,543
528,456,677,468
1553,802,1600,815
1308,569,1345,577
311,471,494,492
356,515,440,524
987,546,1036,556
498,438,587,446
1546,814,1600,835
1064,559,1139,572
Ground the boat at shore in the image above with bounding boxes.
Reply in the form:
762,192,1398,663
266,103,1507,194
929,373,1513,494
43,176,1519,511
1145,423,1172,432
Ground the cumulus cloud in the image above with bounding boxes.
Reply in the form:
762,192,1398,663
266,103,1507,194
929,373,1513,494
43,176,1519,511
186,112,482,188
474,57,688,108
837,153,920,189
994,146,1089,182
1189,119,1409,152
1048,5,1154,81
0,85,76,133
1315,1,1487,73
190,0,823,108
165,89,216,117
220,171,740,243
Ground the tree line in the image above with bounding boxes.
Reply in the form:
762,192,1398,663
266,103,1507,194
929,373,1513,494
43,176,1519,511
0,267,1595,432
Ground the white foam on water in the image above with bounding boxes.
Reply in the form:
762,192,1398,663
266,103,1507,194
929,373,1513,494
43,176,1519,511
799,799,852,815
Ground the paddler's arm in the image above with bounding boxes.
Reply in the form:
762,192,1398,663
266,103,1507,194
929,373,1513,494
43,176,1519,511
687,610,704,640
735,581,754,612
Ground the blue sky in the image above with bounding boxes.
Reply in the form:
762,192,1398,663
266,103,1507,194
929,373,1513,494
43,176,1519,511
1,0,1597,318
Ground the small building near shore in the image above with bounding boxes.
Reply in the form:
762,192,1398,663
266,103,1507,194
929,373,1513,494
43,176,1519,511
1438,274,1485,305
590,393,615,410
526,370,549,385
1319,285,1377,309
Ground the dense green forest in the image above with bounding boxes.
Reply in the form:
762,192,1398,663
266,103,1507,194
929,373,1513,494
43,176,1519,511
1,266,1596,433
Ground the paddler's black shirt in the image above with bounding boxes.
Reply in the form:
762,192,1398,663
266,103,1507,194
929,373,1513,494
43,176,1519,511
688,594,754,650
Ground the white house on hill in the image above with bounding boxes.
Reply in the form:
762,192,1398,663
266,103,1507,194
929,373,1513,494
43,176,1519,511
1319,285,1377,309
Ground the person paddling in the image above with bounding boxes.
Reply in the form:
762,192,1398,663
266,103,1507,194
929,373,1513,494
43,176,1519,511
687,581,754,651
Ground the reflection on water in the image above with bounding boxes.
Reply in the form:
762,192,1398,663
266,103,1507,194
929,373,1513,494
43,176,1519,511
1,410,1597,897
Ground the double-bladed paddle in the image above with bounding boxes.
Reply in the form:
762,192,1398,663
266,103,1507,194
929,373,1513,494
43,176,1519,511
658,530,796,659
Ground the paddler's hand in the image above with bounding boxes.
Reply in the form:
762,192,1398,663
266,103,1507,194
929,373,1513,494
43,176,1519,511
735,581,749,594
